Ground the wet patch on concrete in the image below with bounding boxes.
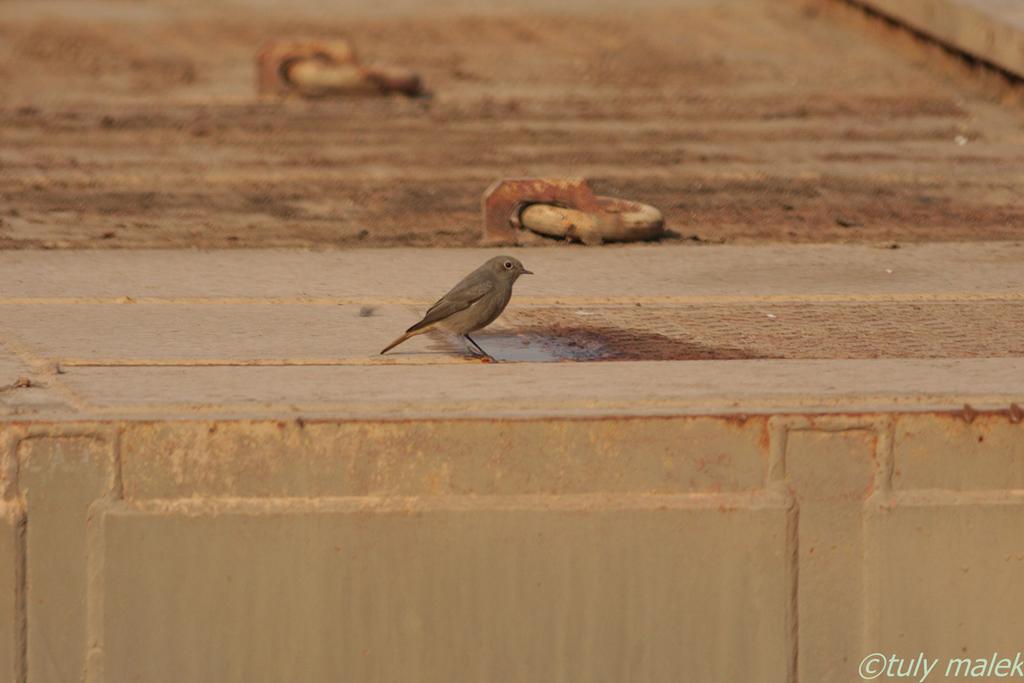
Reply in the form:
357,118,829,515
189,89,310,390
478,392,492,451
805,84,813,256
474,325,767,363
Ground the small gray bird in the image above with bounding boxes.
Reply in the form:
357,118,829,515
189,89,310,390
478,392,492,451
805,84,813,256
380,255,532,358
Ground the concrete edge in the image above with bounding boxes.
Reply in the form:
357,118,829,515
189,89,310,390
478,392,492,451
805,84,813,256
852,0,1024,78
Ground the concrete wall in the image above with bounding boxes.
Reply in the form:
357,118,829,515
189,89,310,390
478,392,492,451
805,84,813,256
1,411,1022,682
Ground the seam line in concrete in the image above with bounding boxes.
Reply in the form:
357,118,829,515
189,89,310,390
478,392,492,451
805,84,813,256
107,491,792,514
886,490,1024,505
1,293,1023,306
49,394,1024,418
58,358,478,368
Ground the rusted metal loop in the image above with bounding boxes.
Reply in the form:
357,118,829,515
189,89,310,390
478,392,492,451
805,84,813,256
481,178,600,245
481,178,663,245
277,53,332,87
258,39,422,98
520,197,664,245
509,200,570,231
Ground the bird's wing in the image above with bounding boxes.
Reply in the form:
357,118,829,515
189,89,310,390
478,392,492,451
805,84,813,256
406,277,495,333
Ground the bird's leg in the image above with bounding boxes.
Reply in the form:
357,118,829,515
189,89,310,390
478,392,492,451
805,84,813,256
464,334,496,362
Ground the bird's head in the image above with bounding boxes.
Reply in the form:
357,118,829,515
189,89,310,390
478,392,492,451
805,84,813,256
490,255,533,281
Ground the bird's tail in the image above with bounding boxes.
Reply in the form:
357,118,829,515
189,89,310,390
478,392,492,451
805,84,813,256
380,331,416,355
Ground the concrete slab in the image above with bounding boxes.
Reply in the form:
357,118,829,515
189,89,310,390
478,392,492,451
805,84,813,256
53,359,1024,418
116,417,768,499
867,500,1024,657
1,300,1022,366
2,243,1022,300
93,497,793,683
0,244,1020,419
0,390,1019,681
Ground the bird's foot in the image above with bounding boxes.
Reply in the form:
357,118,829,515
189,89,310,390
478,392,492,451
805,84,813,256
464,347,497,363
463,335,497,362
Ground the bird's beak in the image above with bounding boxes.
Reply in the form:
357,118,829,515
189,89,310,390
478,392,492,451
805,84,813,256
522,269,534,275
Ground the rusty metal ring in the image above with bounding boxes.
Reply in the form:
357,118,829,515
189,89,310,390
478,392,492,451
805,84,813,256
520,198,664,245
258,40,421,98
482,178,664,245
278,53,332,88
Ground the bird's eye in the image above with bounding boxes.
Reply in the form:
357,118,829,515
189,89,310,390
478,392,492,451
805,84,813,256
504,261,513,269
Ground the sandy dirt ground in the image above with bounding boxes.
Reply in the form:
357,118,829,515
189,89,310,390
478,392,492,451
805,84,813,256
1,0,1022,249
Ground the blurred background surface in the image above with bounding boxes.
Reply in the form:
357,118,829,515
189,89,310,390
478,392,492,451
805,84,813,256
1,0,1022,249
